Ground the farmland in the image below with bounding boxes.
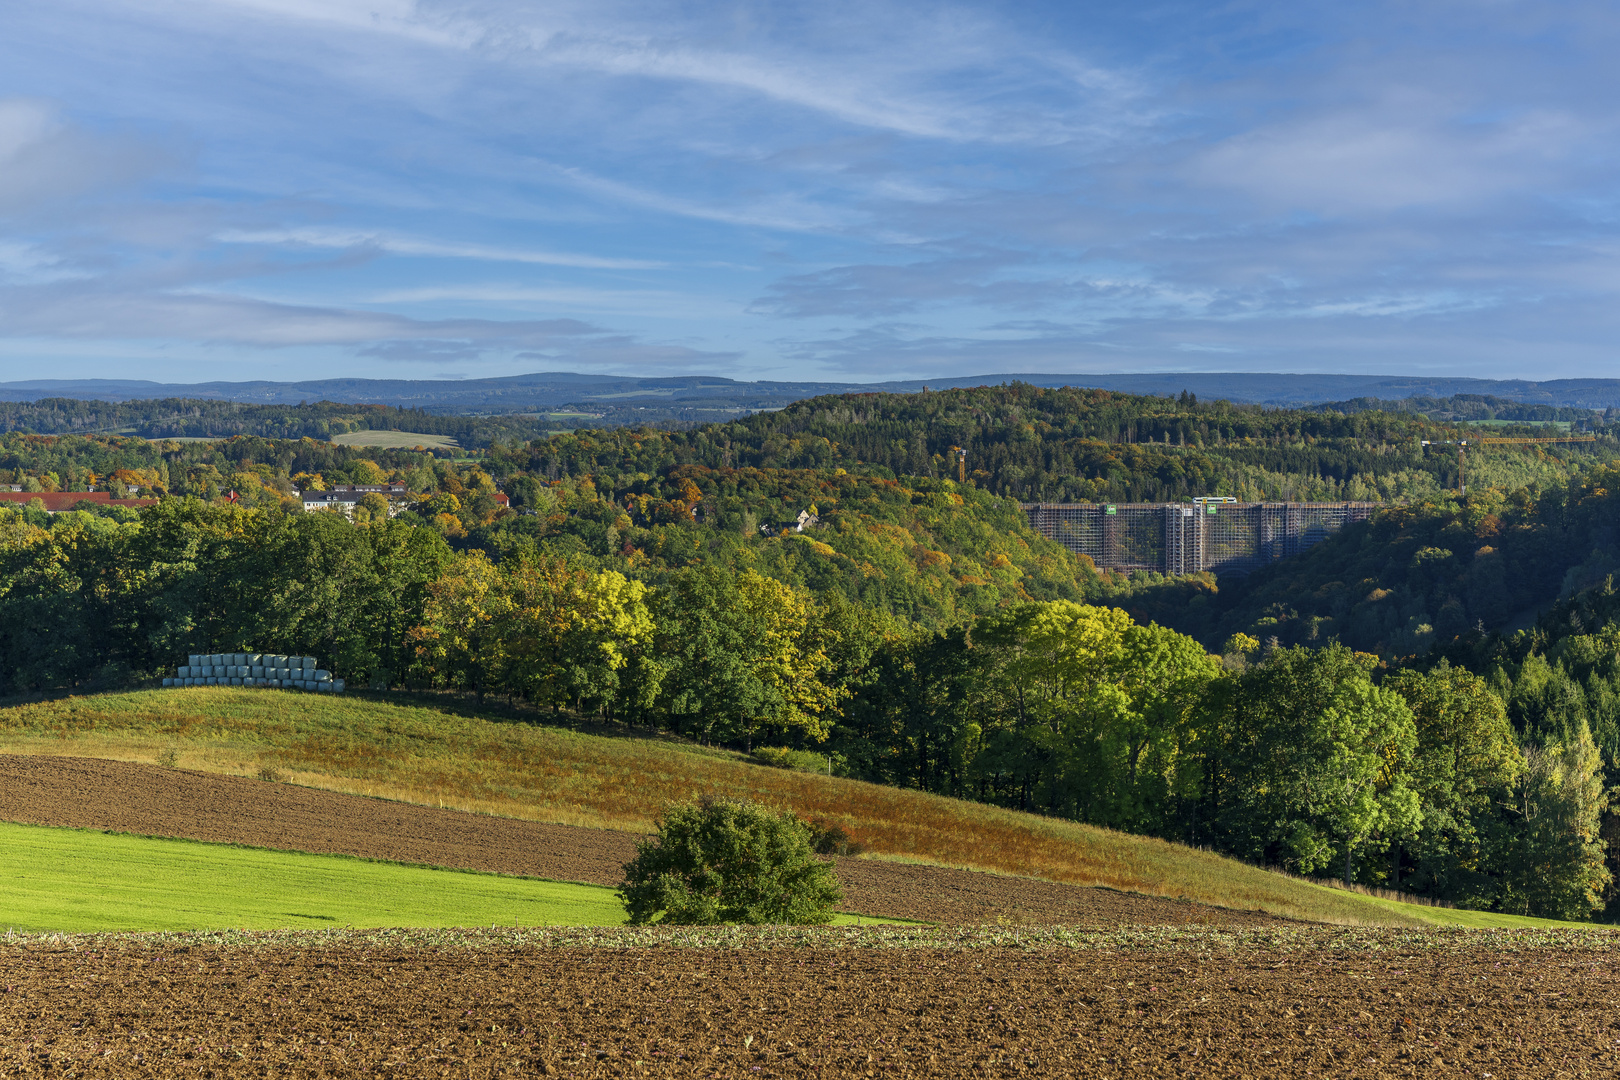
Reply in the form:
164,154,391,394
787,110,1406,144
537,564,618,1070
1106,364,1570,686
0,714,1614,1078
0,754,1294,929
329,430,460,449
0,688,1509,928
3,926,1619,1078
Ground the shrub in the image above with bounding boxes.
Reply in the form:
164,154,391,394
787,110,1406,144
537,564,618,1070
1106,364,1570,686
807,818,865,856
752,746,837,773
618,797,842,925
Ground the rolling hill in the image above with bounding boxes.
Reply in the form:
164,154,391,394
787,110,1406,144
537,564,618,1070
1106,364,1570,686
0,686,1584,930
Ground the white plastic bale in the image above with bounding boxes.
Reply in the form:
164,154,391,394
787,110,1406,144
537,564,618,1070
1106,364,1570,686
333,679,345,692
188,654,200,668
248,653,262,665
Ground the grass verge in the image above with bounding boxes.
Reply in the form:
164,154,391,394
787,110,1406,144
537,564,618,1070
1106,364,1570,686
0,687,1584,930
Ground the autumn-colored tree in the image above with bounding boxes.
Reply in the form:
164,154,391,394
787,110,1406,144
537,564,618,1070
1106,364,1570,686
1491,720,1611,920
501,560,654,714
409,550,511,702
652,565,843,747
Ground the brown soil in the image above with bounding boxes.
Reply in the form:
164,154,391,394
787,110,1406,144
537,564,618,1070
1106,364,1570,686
0,754,1287,928
3,936,1617,1078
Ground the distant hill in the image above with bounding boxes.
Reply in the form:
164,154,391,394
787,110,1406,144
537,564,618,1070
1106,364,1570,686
7,371,1620,413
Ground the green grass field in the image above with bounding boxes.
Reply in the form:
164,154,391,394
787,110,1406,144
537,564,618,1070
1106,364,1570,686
330,430,460,449
0,823,899,932
0,688,1593,930
0,822,623,932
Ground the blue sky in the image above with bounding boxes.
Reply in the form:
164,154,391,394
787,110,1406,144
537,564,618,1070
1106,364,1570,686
1,0,1617,384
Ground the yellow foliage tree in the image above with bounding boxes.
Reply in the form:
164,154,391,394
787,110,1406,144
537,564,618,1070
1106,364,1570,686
502,561,655,713
409,550,511,702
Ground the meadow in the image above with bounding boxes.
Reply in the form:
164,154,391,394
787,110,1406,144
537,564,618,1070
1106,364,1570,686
0,687,1581,929
329,430,460,449
0,822,626,932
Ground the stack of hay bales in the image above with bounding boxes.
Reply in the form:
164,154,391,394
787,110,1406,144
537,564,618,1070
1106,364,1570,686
162,652,345,693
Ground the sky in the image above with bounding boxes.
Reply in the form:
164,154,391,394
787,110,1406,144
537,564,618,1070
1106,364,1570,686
1,0,1617,385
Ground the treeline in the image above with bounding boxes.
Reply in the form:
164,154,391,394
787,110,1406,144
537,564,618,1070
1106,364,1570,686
0,398,590,446
8,385,1618,509
1312,393,1609,424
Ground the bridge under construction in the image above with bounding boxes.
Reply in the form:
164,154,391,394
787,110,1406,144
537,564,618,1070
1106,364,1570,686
1022,499,1378,576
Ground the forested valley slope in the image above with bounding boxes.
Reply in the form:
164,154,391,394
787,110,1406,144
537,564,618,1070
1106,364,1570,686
4,384,1620,922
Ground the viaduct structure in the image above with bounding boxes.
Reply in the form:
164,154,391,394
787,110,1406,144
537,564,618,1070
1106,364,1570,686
1021,499,1378,576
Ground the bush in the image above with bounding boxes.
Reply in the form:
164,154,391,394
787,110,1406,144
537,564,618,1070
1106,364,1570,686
753,746,837,773
617,797,842,925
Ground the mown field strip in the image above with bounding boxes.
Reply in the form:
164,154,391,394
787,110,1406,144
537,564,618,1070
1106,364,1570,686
0,822,628,932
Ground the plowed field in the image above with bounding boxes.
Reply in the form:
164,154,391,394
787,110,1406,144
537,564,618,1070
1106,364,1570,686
0,755,1287,927
2,927,1618,1078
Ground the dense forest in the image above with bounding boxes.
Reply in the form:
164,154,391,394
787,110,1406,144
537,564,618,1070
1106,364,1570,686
6,383,1620,920
1311,393,1612,424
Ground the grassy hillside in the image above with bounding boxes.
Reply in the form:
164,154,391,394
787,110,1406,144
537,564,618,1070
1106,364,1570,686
0,686,1581,930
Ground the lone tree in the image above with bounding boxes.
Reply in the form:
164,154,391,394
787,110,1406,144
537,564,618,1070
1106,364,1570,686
618,797,842,925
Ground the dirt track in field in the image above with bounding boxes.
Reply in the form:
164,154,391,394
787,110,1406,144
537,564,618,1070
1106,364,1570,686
0,754,1288,928
3,934,1619,1078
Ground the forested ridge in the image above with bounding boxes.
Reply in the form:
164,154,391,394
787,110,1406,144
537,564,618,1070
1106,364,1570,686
6,383,1620,920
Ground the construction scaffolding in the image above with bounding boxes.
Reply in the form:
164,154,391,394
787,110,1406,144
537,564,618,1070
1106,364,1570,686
1021,500,1378,576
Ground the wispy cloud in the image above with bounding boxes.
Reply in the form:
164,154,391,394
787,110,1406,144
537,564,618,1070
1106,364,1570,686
215,226,665,269
547,164,858,233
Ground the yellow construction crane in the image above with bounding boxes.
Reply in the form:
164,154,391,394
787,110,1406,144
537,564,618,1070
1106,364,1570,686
1422,434,1598,496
